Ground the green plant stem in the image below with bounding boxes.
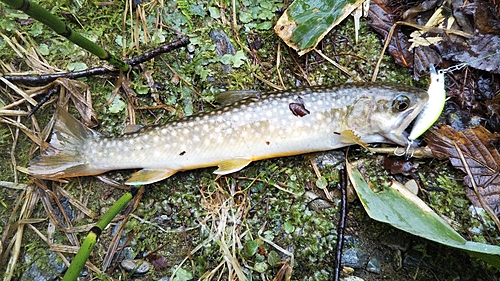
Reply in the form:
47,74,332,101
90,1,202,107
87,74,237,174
0,0,129,71
62,187,138,281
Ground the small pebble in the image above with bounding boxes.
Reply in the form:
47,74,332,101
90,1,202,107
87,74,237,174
341,248,368,269
404,179,419,195
340,276,365,281
120,247,135,260
366,256,381,274
121,259,151,274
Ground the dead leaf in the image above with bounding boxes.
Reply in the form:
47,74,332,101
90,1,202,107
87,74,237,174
368,1,413,68
441,33,500,74
425,125,500,217
274,0,366,56
370,0,500,79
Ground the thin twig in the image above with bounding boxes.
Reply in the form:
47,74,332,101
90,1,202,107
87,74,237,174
314,49,361,81
333,168,347,281
371,21,473,82
1,37,190,86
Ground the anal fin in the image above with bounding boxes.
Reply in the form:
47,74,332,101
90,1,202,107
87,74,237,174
214,158,252,175
125,168,177,185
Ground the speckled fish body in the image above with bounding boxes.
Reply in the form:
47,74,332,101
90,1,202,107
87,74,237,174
28,83,428,185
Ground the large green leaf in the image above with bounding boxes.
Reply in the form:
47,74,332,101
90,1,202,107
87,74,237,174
274,0,365,55
347,163,500,269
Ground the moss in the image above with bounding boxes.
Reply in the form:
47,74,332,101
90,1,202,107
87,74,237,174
1,0,499,279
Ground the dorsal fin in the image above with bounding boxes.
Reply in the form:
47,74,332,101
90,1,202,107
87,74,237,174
216,90,262,105
123,124,144,134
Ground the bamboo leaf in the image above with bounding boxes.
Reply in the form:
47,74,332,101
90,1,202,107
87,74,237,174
347,162,500,269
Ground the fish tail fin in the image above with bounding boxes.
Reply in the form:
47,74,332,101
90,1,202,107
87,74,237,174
28,107,102,179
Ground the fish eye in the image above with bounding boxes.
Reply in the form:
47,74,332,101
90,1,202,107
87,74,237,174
392,95,410,112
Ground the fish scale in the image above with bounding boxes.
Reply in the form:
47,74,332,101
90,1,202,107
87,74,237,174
28,83,428,185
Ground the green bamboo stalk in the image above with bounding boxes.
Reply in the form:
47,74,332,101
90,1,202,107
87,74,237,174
62,188,138,281
1,0,129,71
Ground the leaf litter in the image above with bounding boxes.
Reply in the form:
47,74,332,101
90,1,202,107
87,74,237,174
369,0,500,80
2,0,500,278
425,125,500,230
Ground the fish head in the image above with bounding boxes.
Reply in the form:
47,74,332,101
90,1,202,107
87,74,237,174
350,84,429,146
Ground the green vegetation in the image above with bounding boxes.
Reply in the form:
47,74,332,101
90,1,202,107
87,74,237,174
0,0,497,280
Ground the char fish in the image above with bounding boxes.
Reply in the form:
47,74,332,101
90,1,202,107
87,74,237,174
28,83,428,185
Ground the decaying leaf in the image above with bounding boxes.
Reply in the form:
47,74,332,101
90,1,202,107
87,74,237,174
425,125,500,217
369,0,500,78
274,0,366,56
441,33,500,74
368,0,442,78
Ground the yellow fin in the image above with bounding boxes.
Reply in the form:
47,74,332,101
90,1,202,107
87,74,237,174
125,168,177,185
214,158,252,175
340,130,370,150
28,106,103,179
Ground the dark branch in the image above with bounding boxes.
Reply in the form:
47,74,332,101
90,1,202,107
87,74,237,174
332,168,347,281
1,37,190,86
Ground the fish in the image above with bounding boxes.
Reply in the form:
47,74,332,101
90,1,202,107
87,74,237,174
28,83,428,185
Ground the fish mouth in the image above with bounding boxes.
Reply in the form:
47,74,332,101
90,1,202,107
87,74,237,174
386,107,422,146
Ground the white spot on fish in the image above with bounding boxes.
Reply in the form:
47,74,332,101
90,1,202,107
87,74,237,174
154,150,162,158
202,124,210,132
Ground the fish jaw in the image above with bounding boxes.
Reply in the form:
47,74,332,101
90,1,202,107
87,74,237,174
352,84,429,146
377,108,419,146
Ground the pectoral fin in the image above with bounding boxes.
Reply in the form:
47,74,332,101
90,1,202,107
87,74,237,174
125,168,177,185
340,130,370,150
214,158,252,175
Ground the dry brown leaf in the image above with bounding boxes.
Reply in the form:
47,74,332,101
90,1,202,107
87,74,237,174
425,125,500,217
